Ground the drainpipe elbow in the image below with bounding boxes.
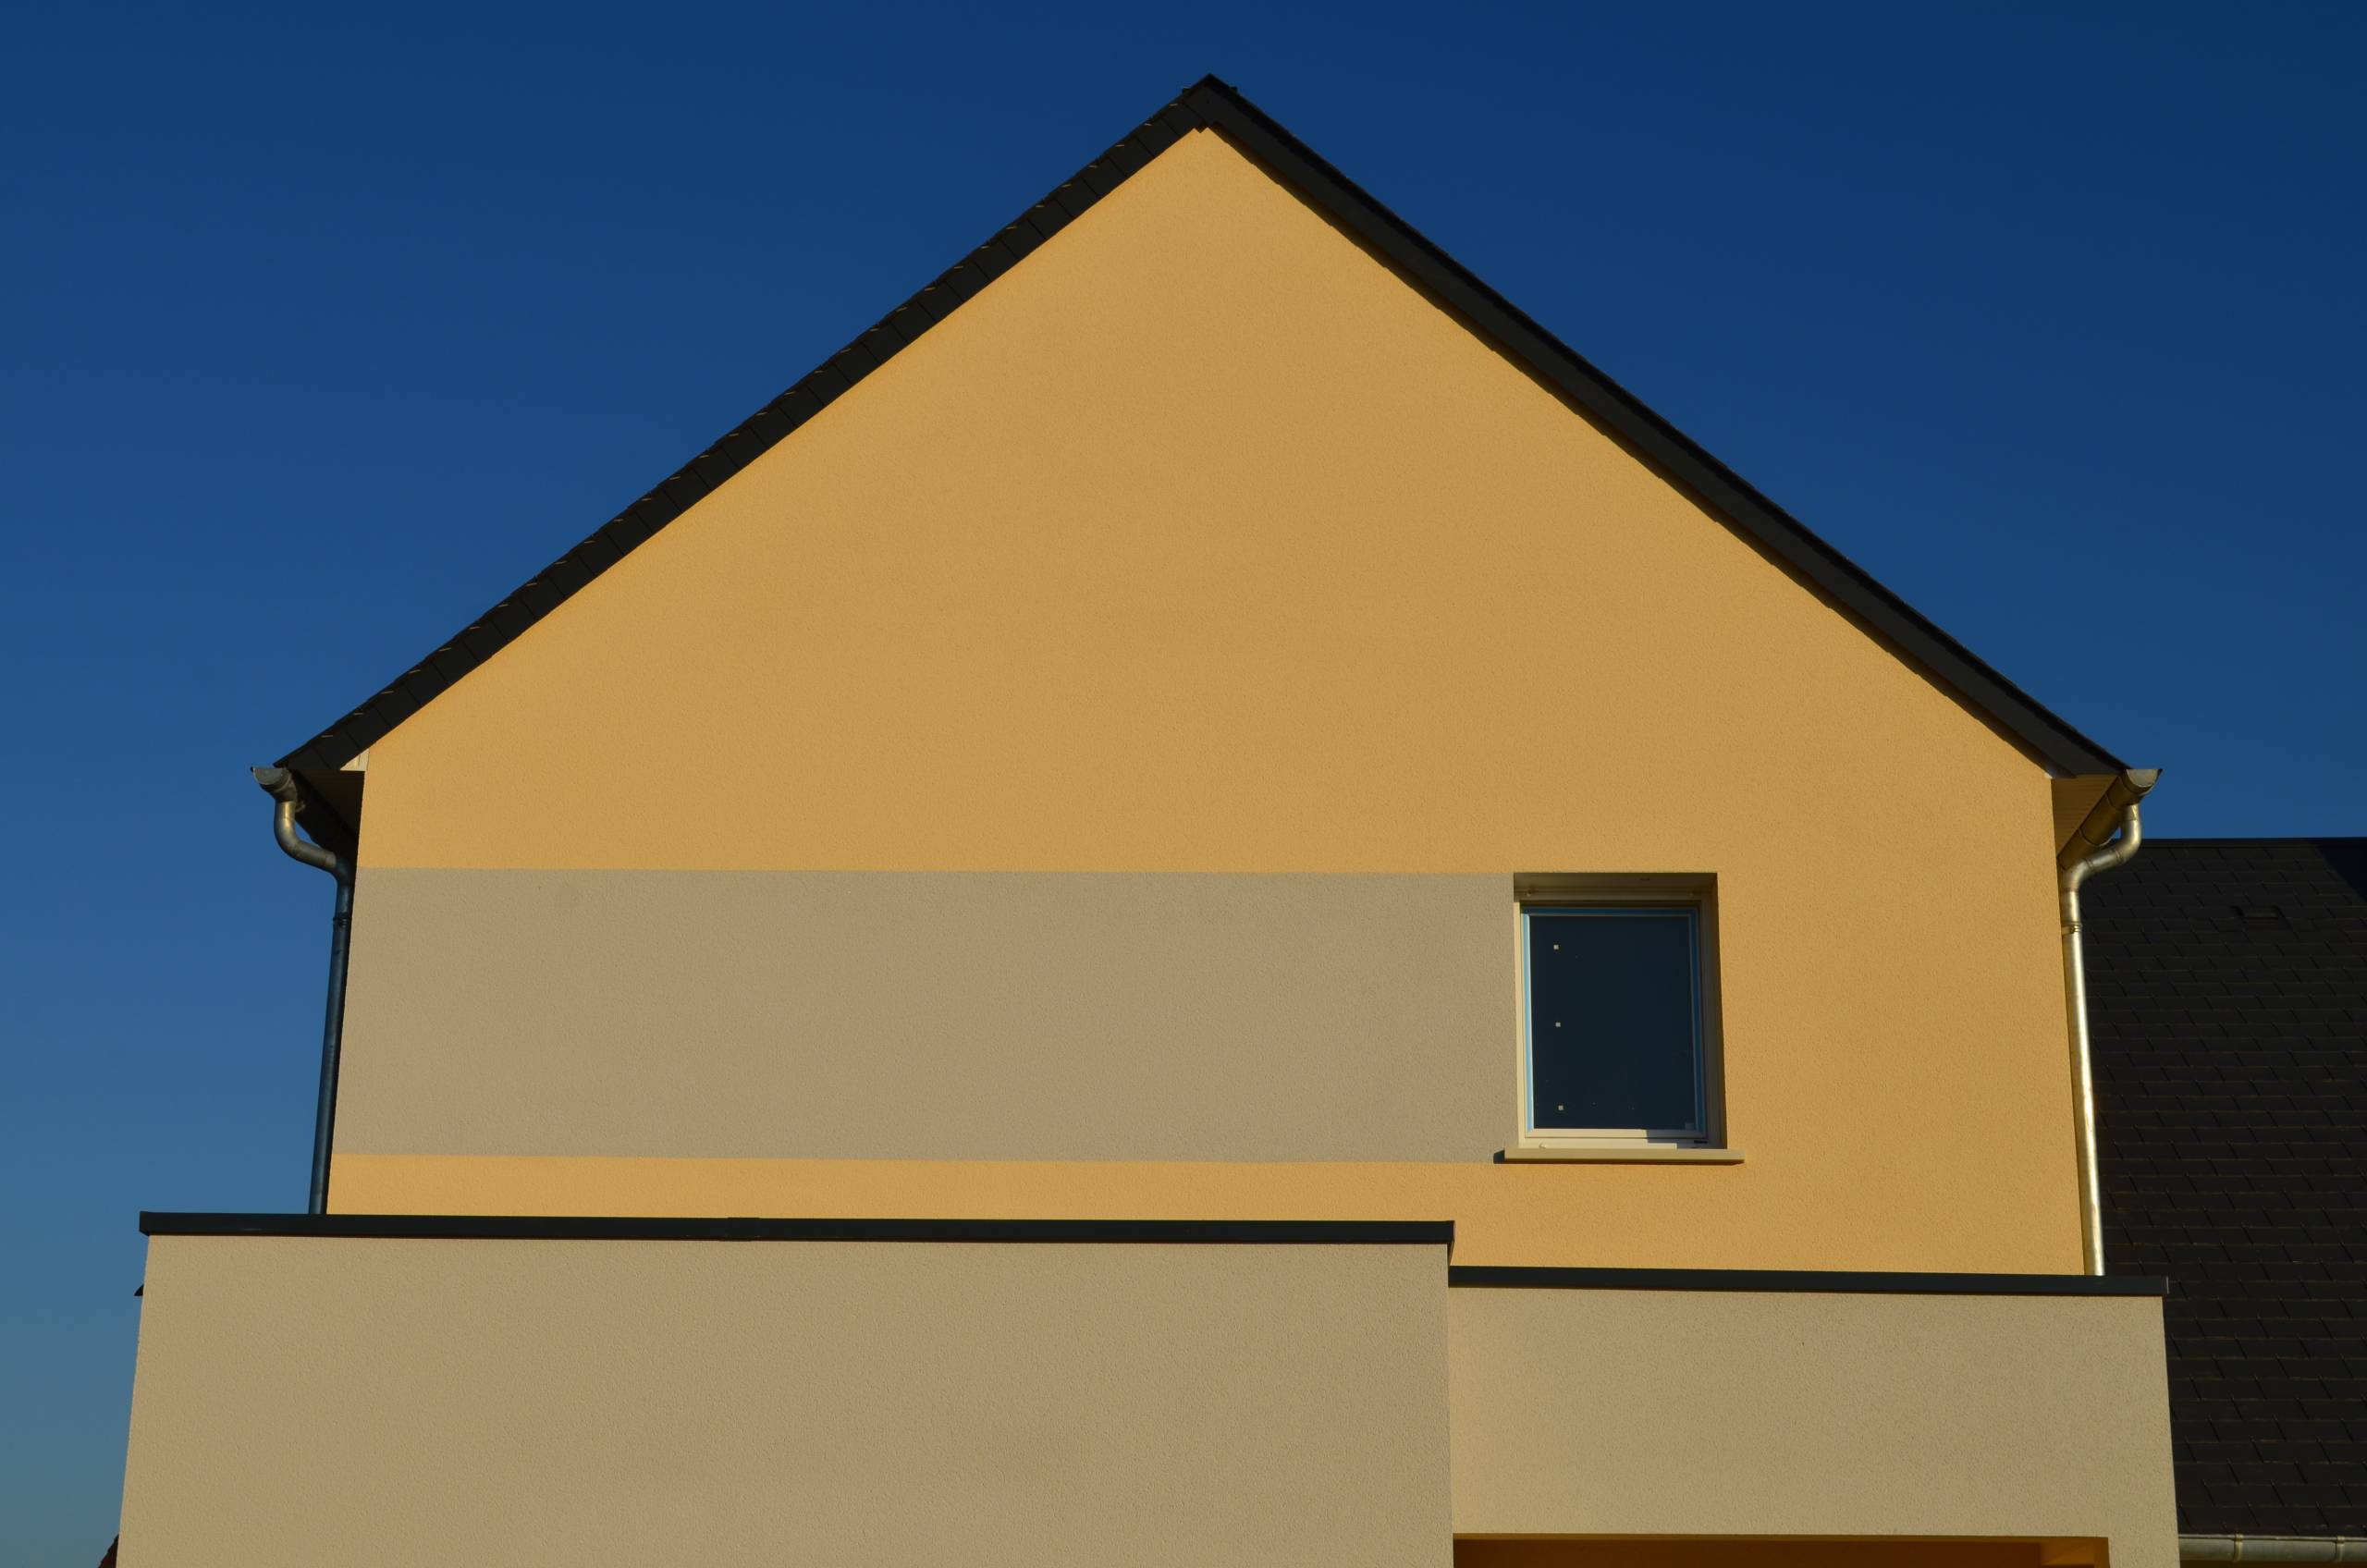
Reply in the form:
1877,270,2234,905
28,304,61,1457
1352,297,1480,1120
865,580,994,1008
2063,768,2160,894
252,766,350,882
251,764,358,1216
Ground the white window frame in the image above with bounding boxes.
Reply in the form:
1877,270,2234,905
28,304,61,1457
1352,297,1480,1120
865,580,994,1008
1515,876,1723,1151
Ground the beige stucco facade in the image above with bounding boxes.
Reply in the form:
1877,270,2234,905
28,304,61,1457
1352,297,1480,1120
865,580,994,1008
1450,1285,2176,1560
116,1233,2173,1566
337,870,1517,1163
120,1233,1453,1567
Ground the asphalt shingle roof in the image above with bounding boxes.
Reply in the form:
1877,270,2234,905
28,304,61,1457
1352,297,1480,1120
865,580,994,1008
2087,837,2367,1537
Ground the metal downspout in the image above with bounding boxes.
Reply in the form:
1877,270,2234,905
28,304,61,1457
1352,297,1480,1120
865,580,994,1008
2059,767,2160,1275
252,766,355,1216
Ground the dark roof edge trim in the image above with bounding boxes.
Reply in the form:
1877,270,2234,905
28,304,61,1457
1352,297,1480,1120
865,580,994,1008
1450,1264,2165,1297
275,86,1217,773
1179,79,2121,777
138,1212,1455,1246
279,74,2123,778
138,1218,2160,1295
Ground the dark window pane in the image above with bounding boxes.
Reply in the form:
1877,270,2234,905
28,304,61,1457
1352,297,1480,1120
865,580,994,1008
1527,910,1700,1133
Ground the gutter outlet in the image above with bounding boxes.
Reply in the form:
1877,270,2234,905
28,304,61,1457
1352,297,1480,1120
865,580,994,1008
252,766,355,1216
2059,766,2160,1275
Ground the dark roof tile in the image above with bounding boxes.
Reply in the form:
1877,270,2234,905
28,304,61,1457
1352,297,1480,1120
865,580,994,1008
2091,838,2367,1537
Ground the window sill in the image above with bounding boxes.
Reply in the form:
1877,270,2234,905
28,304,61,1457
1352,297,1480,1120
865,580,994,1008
1496,1145,1744,1164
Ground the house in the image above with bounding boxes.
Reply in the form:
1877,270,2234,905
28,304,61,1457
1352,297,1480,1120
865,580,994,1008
116,78,2182,1566
2086,839,2367,1557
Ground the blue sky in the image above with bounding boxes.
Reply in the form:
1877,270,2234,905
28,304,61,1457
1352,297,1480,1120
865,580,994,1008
4,2,2361,1557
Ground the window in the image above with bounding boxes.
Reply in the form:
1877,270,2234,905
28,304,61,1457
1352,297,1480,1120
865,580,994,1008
1519,895,1715,1147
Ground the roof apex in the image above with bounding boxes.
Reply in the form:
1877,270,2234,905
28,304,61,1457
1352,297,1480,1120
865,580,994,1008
277,74,2125,779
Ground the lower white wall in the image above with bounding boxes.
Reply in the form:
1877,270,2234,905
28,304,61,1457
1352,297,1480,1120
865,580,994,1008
120,1235,1453,1567
1449,1285,2178,1565
121,1235,2179,1567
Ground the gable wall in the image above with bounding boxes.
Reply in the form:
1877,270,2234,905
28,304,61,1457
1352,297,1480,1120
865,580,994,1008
328,129,2084,1271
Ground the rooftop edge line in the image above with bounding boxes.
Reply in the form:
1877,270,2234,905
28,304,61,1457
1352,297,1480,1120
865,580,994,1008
276,73,2127,781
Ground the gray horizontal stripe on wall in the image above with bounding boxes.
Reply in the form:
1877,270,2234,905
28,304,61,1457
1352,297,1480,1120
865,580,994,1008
337,870,1515,1162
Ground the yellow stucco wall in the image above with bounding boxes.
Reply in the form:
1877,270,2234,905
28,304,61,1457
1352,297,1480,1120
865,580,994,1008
331,127,2085,1270
325,1153,1983,1271
362,127,2054,875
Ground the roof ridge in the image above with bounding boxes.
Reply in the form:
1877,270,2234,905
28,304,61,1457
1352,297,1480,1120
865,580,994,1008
278,75,2127,778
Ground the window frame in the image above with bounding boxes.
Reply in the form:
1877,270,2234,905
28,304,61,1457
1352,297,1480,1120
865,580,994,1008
1514,876,1724,1151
